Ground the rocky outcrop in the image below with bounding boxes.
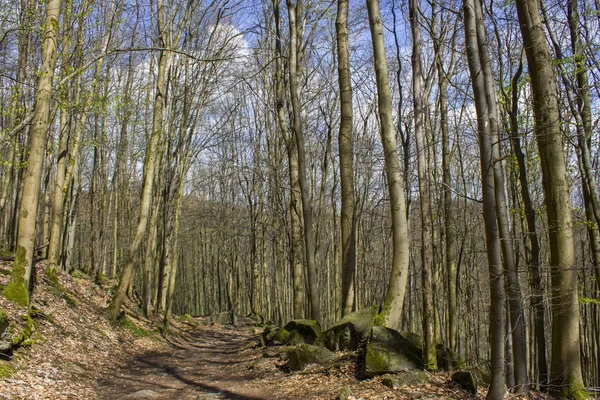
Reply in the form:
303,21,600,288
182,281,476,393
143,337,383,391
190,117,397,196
215,311,235,325
259,325,290,346
381,371,430,388
283,319,322,345
322,306,379,351
363,326,423,378
451,370,477,395
284,344,336,371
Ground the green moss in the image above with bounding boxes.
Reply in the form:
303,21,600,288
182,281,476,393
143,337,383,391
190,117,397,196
2,246,29,307
12,313,34,346
179,314,194,324
118,317,154,338
365,343,389,372
558,380,588,400
374,306,389,327
45,267,59,286
0,361,15,379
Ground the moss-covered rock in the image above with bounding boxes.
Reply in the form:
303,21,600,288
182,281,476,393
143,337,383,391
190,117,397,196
451,370,477,395
381,371,430,388
70,269,90,279
0,310,12,356
215,311,235,325
11,313,35,346
399,331,422,349
259,326,290,346
284,344,336,371
322,306,379,351
283,319,322,345
436,344,464,371
363,326,422,378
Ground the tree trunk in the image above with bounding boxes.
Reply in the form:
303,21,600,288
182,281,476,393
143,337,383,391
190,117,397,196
108,0,170,321
3,0,62,306
336,0,356,317
410,0,436,371
366,0,411,331
286,0,321,323
516,0,586,397
463,0,505,397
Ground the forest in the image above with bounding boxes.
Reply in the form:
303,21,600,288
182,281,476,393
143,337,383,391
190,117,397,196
0,0,599,398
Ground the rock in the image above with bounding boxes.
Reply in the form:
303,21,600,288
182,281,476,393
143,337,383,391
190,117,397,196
215,311,235,325
283,319,322,345
474,363,491,386
400,331,422,349
436,344,464,371
259,326,290,346
381,371,430,388
322,306,379,351
336,387,353,400
0,311,12,356
71,269,90,279
122,389,160,399
284,344,336,371
363,326,422,378
451,370,477,395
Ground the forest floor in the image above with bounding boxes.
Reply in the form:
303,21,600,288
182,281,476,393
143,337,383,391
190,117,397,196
0,261,547,399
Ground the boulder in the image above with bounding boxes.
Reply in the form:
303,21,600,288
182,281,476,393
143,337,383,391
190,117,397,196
400,331,422,349
259,326,290,346
283,319,322,345
284,344,336,371
381,371,430,388
0,311,11,356
322,306,379,351
215,311,235,325
451,370,477,395
436,344,464,371
363,326,423,378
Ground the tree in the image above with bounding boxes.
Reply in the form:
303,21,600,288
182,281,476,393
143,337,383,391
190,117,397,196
367,0,411,330
463,0,505,397
409,0,436,371
336,0,356,317
3,0,62,306
286,0,321,323
516,0,586,397
108,0,171,321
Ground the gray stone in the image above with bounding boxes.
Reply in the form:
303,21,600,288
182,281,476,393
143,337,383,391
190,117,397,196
0,312,13,355
451,370,477,395
436,344,465,371
259,326,290,346
283,319,322,345
363,326,423,378
322,306,379,351
215,311,235,325
381,371,430,388
284,344,336,371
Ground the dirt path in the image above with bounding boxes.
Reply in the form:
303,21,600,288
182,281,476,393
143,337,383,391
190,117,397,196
97,325,282,400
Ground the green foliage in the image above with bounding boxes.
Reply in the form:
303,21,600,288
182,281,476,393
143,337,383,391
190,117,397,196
579,297,600,305
2,246,29,307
